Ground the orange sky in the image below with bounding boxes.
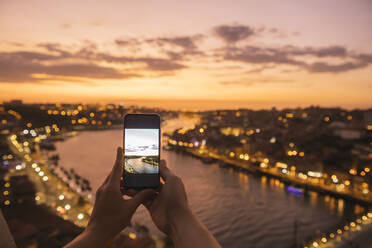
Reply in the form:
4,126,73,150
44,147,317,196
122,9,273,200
0,0,371,110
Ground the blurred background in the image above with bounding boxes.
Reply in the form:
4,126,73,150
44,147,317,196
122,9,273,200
0,0,371,247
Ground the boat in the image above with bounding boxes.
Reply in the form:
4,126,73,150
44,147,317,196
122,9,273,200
286,186,304,195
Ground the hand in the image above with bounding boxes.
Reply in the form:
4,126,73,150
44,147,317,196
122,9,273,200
65,147,155,248
143,160,221,248
143,160,190,235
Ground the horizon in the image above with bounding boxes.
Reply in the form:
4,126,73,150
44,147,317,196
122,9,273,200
2,98,372,111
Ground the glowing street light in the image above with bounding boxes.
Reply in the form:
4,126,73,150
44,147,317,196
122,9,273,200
77,213,84,220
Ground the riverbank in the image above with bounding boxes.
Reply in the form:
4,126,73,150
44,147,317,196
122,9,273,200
173,146,372,206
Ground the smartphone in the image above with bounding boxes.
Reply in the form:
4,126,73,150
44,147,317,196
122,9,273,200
123,113,160,190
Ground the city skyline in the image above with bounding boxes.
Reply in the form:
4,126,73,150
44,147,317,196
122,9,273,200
1,0,372,110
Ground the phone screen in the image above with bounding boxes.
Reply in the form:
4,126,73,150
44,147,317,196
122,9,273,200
123,114,160,189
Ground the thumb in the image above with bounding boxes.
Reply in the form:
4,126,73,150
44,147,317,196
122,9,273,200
128,189,157,209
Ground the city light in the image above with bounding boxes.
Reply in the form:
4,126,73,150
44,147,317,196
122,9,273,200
276,162,288,169
307,171,322,178
331,175,338,183
77,213,84,220
129,233,137,239
349,168,357,175
64,204,71,210
59,194,65,200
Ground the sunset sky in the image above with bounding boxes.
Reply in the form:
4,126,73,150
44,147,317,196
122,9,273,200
0,0,371,110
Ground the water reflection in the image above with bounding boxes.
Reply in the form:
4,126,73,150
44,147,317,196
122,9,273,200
338,199,344,216
354,204,365,215
261,176,267,190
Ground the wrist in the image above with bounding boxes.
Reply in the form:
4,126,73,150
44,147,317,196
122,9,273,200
85,222,114,245
169,206,195,240
65,224,112,248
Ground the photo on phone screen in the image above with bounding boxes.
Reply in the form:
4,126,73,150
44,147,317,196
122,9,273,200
123,114,160,189
124,128,159,174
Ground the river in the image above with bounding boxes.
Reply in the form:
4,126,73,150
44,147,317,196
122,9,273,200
54,117,363,248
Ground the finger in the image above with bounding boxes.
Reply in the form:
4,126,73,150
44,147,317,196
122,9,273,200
157,182,164,192
120,186,125,195
143,182,163,209
108,147,123,187
128,189,157,210
102,167,113,186
159,160,173,181
102,147,122,185
125,189,137,197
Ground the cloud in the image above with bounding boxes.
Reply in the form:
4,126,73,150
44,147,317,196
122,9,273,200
0,52,140,82
137,57,186,71
151,36,199,51
0,38,188,83
289,45,347,57
213,24,255,43
358,54,372,63
220,77,293,86
222,46,306,66
39,41,187,72
60,23,71,29
307,61,367,73
5,51,60,61
145,35,204,61
97,53,186,71
219,44,371,73
115,38,140,47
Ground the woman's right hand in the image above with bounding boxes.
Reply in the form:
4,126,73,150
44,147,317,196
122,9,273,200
143,160,191,235
142,160,221,248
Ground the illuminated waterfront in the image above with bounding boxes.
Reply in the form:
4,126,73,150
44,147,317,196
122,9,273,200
55,129,366,248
